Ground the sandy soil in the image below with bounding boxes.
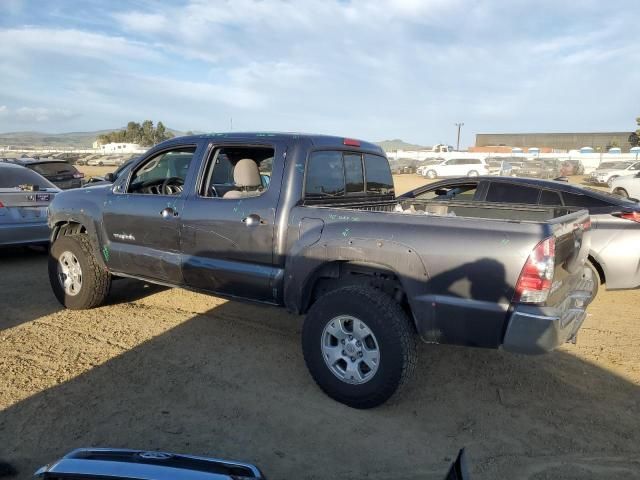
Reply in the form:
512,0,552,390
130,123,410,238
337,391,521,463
1,175,638,479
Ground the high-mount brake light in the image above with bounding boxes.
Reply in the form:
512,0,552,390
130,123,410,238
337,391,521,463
514,236,556,304
343,138,361,147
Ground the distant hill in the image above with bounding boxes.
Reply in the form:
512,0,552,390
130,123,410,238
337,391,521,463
0,127,190,148
375,139,430,151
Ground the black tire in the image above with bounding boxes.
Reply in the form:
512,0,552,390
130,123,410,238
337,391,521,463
586,261,600,299
613,188,629,198
48,234,111,310
302,286,417,409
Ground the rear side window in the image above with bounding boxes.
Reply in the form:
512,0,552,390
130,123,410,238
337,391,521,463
364,154,394,195
563,192,611,208
0,167,56,189
485,182,539,204
539,190,562,206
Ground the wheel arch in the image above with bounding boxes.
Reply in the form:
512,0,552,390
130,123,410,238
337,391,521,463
51,219,107,269
587,254,605,285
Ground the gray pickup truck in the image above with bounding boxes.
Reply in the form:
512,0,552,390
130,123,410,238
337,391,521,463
47,133,594,408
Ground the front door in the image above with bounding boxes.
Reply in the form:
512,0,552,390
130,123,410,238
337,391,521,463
180,143,281,301
102,145,199,284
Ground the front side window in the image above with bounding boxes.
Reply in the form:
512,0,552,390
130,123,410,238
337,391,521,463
128,147,195,195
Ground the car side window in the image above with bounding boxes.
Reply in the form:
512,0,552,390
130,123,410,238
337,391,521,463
539,189,562,206
415,183,478,200
127,147,195,195
201,146,274,198
485,182,539,204
631,162,640,171
563,192,610,207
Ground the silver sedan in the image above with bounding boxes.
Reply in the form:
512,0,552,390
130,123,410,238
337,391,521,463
0,163,60,247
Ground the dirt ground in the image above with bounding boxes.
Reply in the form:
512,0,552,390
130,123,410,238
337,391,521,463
1,174,639,479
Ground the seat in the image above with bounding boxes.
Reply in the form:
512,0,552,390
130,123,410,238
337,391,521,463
222,159,263,198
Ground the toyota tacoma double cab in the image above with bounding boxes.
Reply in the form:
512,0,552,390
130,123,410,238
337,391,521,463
48,133,594,408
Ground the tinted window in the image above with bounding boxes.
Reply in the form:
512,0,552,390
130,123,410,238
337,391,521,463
563,192,611,208
415,183,478,200
364,154,394,195
0,166,57,189
306,151,344,197
539,190,562,206
344,153,364,194
29,162,77,176
485,183,539,204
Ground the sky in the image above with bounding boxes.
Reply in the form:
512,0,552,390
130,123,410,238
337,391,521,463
0,0,638,147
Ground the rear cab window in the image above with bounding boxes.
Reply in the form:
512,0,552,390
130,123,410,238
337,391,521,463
305,150,393,199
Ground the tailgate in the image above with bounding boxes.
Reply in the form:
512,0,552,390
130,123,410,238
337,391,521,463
546,208,592,307
0,190,55,224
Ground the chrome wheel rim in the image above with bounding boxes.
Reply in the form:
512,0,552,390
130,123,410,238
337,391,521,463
321,315,380,385
57,251,82,296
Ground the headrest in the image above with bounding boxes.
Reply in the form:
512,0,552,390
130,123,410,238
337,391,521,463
233,159,261,187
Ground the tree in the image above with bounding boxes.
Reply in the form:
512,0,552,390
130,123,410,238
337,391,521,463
630,117,640,148
95,120,174,147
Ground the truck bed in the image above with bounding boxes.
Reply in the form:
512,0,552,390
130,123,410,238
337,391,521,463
304,197,577,223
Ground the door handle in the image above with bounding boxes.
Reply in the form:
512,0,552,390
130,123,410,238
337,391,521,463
160,207,178,218
242,213,265,226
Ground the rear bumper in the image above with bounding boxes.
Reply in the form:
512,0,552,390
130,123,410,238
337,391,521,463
502,271,594,354
0,222,50,246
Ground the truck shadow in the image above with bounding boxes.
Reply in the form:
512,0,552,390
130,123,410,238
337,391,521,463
1,298,638,479
0,250,166,332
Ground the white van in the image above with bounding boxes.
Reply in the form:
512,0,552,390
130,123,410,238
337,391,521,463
422,158,489,179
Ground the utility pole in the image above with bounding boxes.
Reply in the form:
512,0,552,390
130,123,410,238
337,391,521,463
455,122,464,151
230,117,233,131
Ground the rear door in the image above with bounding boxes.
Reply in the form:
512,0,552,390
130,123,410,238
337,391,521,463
180,142,282,301
101,143,201,284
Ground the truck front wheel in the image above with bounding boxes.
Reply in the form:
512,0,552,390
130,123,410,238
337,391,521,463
48,234,111,310
302,286,417,408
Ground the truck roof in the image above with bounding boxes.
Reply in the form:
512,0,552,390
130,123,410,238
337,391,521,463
167,132,385,154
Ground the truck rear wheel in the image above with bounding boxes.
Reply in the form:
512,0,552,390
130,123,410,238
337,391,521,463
302,286,417,409
48,234,111,310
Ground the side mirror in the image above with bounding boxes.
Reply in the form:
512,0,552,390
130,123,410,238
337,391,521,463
104,172,115,182
34,448,265,479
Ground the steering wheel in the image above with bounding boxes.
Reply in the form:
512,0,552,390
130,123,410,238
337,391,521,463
161,177,184,195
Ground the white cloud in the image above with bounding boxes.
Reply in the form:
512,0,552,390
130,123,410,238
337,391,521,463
14,107,76,123
0,105,8,116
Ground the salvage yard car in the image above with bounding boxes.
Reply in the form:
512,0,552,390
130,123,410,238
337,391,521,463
47,133,594,408
1,157,84,189
0,163,60,247
588,161,640,186
421,157,489,178
611,172,640,200
402,176,640,294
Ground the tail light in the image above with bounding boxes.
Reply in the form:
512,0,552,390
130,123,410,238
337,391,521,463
73,172,84,179
514,236,556,304
618,211,640,223
0,201,4,208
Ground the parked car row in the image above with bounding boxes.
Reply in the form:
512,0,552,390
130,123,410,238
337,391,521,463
402,175,640,293
587,160,640,186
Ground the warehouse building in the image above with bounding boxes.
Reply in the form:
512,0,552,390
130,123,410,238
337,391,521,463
475,132,633,152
